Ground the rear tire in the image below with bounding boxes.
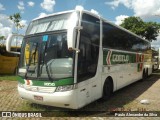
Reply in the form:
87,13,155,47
145,69,148,78
141,70,145,81
102,78,113,100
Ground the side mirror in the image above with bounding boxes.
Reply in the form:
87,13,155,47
6,33,24,54
67,11,82,53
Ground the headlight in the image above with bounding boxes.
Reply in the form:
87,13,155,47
55,84,77,92
18,83,24,88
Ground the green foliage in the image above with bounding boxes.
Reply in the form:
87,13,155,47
0,75,18,81
0,36,6,54
9,13,24,32
143,22,160,41
120,17,160,42
0,36,6,40
0,36,6,46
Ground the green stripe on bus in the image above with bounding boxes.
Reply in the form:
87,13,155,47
17,76,74,87
17,76,25,84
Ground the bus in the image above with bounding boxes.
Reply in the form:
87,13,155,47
6,9,152,109
151,48,159,71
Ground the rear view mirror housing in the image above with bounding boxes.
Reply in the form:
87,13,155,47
6,33,24,54
67,11,82,53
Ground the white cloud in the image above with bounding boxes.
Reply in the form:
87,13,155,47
105,0,160,18
20,20,28,30
28,1,35,7
0,3,5,11
0,23,12,38
132,0,160,18
75,5,84,11
0,14,13,27
105,0,120,10
40,0,56,12
91,9,99,15
105,0,132,10
115,15,129,25
17,1,25,11
0,14,27,39
151,34,160,49
0,14,13,38
38,12,47,18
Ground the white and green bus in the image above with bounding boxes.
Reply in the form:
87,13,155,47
6,9,152,109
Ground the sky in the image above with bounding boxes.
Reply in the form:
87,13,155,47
0,0,160,49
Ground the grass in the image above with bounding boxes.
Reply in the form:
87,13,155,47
0,75,18,81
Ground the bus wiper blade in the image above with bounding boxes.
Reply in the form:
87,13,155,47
45,62,52,80
41,42,54,80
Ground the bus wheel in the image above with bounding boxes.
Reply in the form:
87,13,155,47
141,70,145,81
145,69,148,78
102,78,113,100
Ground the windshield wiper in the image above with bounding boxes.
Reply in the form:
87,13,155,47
41,42,53,80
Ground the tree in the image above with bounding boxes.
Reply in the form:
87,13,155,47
9,13,24,51
120,16,160,42
9,13,25,74
0,36,6,45
143,22,160,41
0,36,6,55
9,13,24,33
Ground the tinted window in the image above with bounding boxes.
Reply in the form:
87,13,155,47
102,22,150,52
77,13,100,82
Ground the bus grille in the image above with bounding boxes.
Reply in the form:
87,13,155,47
23,85,56,93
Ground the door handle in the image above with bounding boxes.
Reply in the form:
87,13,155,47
92,85,97,87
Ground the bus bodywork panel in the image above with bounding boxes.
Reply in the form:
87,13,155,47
18,86,78,109
102,49,145,91
18,77,79,109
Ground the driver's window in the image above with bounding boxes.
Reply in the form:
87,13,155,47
25,42,38,66
77,13,100,82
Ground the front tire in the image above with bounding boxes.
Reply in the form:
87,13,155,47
102,78,113,100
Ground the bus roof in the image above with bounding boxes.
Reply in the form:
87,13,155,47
33,10,75,21
32,9,150,44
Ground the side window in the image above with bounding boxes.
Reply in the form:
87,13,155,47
77,13,100,82
103,22,131,50
102,21,150,52
102,22,115,48
131,37,149,52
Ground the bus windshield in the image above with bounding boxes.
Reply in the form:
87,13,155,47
18,12,79,80
26,12,72,35
18,32,73,80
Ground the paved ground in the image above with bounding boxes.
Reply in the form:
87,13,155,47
0,70,160,119
0,80,22,111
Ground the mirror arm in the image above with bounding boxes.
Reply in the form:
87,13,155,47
68,26,83,53
69,47,80,53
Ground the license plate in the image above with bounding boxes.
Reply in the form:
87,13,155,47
34,95,43,101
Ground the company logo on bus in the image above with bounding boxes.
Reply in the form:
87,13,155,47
24,80,33,85
44,82,55,86
106,50,130,65
112,54,129,62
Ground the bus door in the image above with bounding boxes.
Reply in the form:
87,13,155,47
76,13,101,107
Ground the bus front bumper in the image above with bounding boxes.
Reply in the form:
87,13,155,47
18,86,78,109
